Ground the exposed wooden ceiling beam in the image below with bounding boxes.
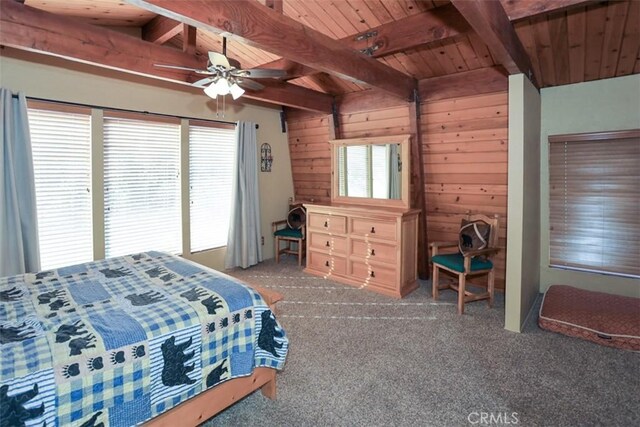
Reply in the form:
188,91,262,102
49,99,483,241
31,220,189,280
142,14,182,44
182,24,197,55
0,1,333,113
501,0,596,22
257,4,470,81
451,0,538,88
351,4,470,59
126,0,416,100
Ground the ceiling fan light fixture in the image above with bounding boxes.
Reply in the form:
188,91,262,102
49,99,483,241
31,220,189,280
214,78,231,96
203,82,219,99
230,82,245,100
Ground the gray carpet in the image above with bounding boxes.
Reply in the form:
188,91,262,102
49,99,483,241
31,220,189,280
202,257,639,427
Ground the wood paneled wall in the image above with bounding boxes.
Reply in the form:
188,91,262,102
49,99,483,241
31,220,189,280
422,92,508,290
286,91,508,290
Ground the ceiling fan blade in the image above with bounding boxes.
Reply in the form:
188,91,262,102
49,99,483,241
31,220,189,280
238,79,265,91
208,51,230,69
242,68,288,78
192,77,216,87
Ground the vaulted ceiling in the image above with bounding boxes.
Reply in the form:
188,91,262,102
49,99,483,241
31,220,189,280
2,0,638,112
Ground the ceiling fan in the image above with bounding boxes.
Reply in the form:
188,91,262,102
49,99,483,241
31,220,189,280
155,38,287,100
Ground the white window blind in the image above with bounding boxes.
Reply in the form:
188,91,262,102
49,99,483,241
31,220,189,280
28,107,93,270
189,124,236,252
346,145,370,198
549,131,640,278
103,116,181,257
371,144,390,199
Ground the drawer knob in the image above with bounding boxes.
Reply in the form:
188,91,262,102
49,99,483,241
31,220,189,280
370,226,376,234
325,260,330,267
370,271,376,278
324,220,328,228
371,249,376,256
326,241,330,247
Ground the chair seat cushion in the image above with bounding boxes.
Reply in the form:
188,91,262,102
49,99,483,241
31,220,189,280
432,253,493,273
274,227,303,239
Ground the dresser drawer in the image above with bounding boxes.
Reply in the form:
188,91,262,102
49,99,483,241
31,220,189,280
308,213,347,234
351,217,397,240
350,261,397,289
351,239,397,263
309,232,347,254
308,251,347,275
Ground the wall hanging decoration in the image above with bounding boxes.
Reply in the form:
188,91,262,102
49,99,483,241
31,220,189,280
261,143,273,172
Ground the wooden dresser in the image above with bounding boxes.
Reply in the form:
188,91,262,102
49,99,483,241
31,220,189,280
304,204,420,298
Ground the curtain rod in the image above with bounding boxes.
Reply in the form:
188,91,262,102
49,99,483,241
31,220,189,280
10,94,259,129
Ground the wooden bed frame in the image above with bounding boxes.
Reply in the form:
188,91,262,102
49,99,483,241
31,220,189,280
146,286,284,426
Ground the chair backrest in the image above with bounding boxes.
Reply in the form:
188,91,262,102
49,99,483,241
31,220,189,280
465,212,499,248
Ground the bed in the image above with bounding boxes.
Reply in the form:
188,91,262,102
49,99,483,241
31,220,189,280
0,251,288,426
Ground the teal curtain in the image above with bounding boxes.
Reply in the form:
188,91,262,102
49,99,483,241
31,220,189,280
0,88,40,276
225,122,263,269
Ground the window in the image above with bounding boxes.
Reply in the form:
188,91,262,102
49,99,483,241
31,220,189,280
189,124,236,252
28,106,94,270
338,144,394,198
548,130,640,278
103,115,181,257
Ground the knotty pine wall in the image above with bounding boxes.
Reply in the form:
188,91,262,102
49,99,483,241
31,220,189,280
286,91,508,290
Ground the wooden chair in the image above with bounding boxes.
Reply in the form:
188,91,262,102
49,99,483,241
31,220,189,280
272,205,306,266
430,213,500,315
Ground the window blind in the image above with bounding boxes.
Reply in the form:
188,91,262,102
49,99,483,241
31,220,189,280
103,116,181,257
549,131,640,277
346,145,370,198
371,144,389,199
29,107,93,270
189,125,236,252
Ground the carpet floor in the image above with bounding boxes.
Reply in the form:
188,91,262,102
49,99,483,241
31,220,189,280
202,258,639,427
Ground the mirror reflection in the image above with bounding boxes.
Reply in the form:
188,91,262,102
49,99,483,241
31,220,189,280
336,144,402,199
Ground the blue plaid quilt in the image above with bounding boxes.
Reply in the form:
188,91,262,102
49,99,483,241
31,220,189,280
0,252,288,427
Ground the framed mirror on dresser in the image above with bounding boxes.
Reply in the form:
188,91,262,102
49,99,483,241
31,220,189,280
304,134,420,298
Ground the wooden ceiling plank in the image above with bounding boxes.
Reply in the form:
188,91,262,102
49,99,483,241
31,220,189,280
466,32,498,68
126,0,417,100
346,0,385,28
583,3,608,82
599,1,630,79
142,14,182,44
330,0,372,33
404,48,438,79
451,0,538,87
502,0,596,22
566,7,587,83
0,1,332,113
416,45,449,76
616,0,640,76
430,41,460,75
287,0,339,38
455,35,484,71
548,13,570,85
439,36,472,73
362,0,395,24
532,17,557,87
514,23,544,85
